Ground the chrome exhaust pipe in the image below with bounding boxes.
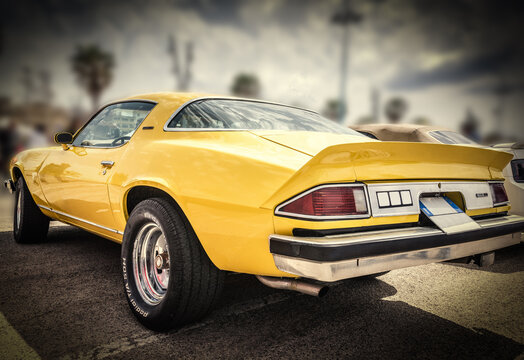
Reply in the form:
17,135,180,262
256,275,328,297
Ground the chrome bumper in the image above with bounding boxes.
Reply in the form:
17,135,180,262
270,215,524,282
4,179,15,194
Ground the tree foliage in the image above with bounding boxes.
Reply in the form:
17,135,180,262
71,45,114,110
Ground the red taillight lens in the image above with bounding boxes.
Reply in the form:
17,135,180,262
278,185,368,218
511,159,524,183
490,183,509,205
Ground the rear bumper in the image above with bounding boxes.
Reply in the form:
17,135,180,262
270,215,524,282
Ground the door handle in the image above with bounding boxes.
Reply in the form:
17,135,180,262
101,161,115,167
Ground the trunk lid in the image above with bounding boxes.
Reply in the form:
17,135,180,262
252,130,374,156
261,140,513,209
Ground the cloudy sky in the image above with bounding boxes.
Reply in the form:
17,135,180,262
1,0,523,137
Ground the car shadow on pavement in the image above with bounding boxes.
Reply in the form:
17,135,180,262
443,243,524,274
0,227,522,360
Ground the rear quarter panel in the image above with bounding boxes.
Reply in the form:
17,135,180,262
109,129,311,276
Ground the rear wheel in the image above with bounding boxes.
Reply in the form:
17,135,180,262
13,177,50,243
121,198,224,331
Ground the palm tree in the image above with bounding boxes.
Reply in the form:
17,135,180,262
230,73,260,98
71,45,114,111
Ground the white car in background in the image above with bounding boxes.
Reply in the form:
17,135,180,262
351,124,524,222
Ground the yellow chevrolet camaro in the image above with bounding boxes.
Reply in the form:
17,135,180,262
5,92,524,331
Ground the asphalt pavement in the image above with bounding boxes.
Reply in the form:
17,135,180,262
0,193,523,359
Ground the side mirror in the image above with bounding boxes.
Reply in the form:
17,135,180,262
54,132,73,149
54,132,73,144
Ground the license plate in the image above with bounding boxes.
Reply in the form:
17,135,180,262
419,196,481,234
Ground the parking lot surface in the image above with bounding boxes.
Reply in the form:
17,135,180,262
0,194,523,359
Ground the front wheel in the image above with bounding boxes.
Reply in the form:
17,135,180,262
13,177,50,243
121,198,224,331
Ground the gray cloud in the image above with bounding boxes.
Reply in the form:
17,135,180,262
387,48,518,90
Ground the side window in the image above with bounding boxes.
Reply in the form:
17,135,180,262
73,101,156,147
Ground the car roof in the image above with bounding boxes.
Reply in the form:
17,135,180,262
121,92,318,114
123,92,216,104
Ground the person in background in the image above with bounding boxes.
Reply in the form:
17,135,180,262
27,123,49,149
0,117,17,176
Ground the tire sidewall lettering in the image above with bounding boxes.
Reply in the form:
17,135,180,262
122,256,149,318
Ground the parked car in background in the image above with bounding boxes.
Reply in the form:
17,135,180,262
5,94,524,331
351,124,524,220
492,142,524,217
351,123,477,145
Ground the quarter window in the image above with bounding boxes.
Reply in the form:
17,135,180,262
73,101,156,147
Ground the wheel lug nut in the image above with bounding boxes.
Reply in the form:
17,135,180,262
155,253,169,270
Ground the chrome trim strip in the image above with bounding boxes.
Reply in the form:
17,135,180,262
273,233,520,282
38,205,123,235
38,205,52,212
162,96,319,132
274,183,371,221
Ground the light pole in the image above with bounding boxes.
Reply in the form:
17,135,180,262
167,35,193,91
331,1,361,124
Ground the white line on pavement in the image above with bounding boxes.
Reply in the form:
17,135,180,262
0,312,41,360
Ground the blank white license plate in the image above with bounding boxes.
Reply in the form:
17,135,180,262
419,196,481,234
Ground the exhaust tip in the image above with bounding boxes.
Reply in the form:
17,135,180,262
256,275,329,297
317,286,329,298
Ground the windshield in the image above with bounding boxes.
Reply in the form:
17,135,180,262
429,130,477,145
166,99,363,136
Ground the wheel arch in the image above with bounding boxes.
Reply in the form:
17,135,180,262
11,166,23,182
125,184,183,220
123,183,221,268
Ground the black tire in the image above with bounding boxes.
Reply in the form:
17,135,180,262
13,177,50,243
121,198,224,331
363,271,390,278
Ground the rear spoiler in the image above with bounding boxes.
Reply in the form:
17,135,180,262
262,142,513,209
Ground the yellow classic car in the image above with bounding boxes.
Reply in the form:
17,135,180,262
5,92,524,331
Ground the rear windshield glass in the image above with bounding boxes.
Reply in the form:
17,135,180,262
166,99,363,135
429,131,477,145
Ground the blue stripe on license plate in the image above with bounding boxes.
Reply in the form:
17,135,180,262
443,197,463,213
419,201,433,217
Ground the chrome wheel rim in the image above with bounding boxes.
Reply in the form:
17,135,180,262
132,222,170,305
15,189,21,230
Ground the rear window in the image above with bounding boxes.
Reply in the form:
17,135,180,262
429,131,477,145
166,99,364,136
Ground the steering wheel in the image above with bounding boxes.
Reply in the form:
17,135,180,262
111,136,131,146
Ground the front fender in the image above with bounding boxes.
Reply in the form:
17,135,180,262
9,149,53,208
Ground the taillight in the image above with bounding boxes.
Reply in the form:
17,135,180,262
490,182,509,206
511,159,524,183
275,184,369,219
